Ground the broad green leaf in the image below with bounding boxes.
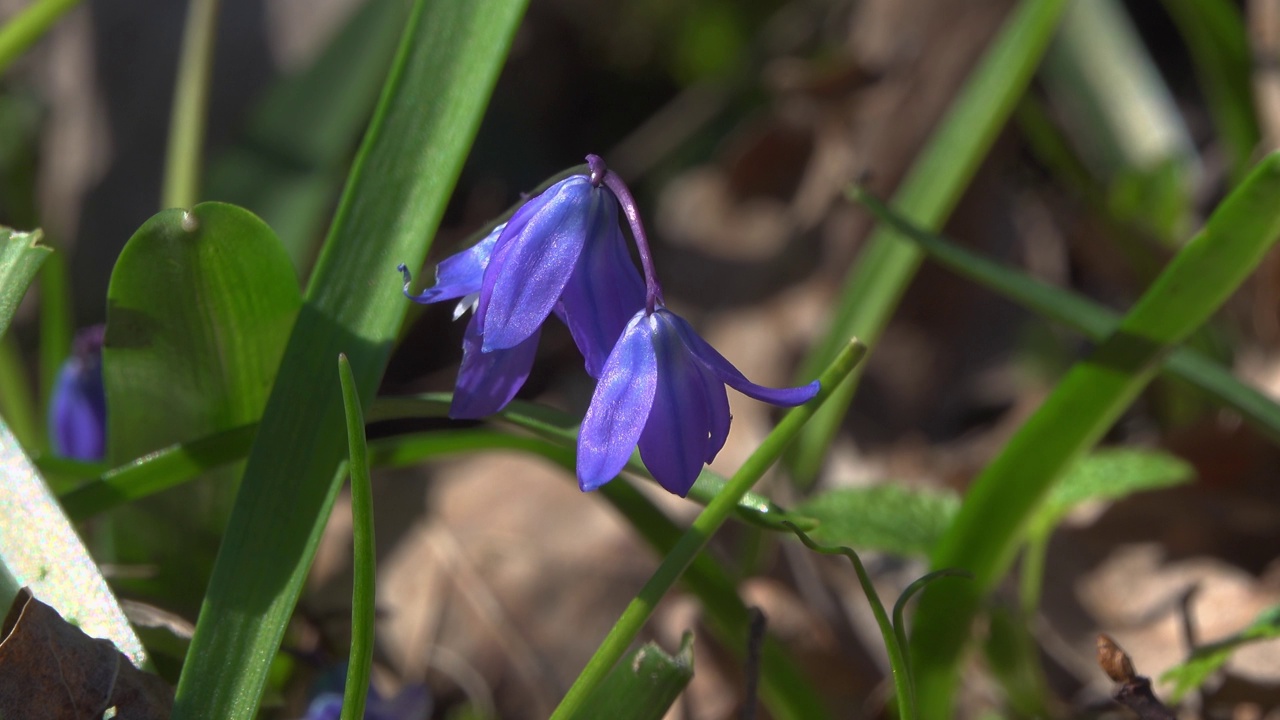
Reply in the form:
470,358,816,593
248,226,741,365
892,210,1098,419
170,0,529,716
573,634,695,720
1035,449,1194,531
789,0,1069,485
794,485,959,558
0,415,145,666
104,202,299,463
102,202,300,610
1161,605,1280,700
205,0,405,275
0,226,50,341
911,152,1280,720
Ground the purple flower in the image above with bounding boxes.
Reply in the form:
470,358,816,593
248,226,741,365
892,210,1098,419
577,307,819,496
300,684,431,720
48,325,107,461
400,162,644,419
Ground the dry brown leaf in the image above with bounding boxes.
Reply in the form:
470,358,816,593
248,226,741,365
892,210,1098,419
0,588,173,720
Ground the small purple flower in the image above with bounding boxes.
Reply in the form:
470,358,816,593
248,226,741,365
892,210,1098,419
400,158,643,418
577,307,819,496
300,684,431,720
48,325,107,461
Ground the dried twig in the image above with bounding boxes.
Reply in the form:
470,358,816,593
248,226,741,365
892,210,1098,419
1097,634,1176,720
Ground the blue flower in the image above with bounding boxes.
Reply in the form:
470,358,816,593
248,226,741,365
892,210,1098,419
577,307,819,496
48,325,107,461
400,165,643,418
300,685,430,720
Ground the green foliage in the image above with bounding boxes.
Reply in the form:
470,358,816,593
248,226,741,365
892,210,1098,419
790,0,1070,485
337,355,376,720
574,634,695,720
0,226,50,341
1161,605,1280,700
1033,448,1194,532
170,0,529,715
794,485,959,558
911,152,1280,719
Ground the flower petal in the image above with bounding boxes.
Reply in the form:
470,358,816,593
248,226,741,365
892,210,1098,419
478,176,597,351
669,311,820,406
450,314,540,419
636,313,718,495
557,191,645,377
400,224,503,305
577,313,657,491
49,356,106,461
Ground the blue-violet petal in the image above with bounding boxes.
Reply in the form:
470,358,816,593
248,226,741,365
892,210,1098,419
577,312,658,491
450,314,540,419
672,314,820,406
400,224,503,305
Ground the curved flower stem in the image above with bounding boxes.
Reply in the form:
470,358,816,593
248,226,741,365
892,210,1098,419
589,155,664,312
549,338,867,720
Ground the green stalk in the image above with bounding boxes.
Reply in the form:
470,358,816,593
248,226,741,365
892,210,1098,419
0,0,80,73
162,0,219,209
549,339,866,720
909,152,1280,719
789,0,1067,486
338,356,375,720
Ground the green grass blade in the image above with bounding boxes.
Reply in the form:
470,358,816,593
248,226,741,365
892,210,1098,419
785,523,915,719
170,0,527,715
0,0,80,73
162,0,219,209
1162,0,1258,181
1161,604,1280,700
852,186,1280,445
367,394,816,533
910,152,1280,720
57,424,257,521
789,0,1068,485
0,415,145,665
37,252,72,448
550,339,866,720
337,355,375,720
572,634,695,720
0,333,38,450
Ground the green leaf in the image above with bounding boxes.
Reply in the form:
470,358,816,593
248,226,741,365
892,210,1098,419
338,355,375,720
205,0,405,275
573,634,695,720
794,485,959,558
1036,449,1194,530
0,226,50,341
1161,605,1280,701
0,416,145,666
0,0,80,74
367,394,818,533
910,152,1280,719
789,0,1069,485
104,202,299,463
170,0,528,716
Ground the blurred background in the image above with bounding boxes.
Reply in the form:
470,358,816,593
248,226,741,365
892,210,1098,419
4,0,1280,717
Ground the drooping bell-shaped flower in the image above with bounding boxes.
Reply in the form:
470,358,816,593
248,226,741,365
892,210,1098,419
400,157,643,419
577,307,819,496
48,325,107,461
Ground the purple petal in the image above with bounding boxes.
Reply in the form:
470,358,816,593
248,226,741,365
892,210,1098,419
368,684,432,720
478,176,598,352
558,190,646,377
400,224,503,305
636,314,721,496
577,312,657,491
49,350,106,461
668,311,820,406
450,314,540,419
